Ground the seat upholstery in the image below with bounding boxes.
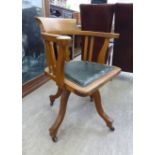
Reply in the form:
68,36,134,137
65,61,114,87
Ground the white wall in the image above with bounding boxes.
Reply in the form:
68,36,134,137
66,0,91,11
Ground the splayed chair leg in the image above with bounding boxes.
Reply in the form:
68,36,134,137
92,90,115,131
49,87,62,106
90,95,93,102
49,89,70,142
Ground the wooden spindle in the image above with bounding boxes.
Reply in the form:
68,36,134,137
88,36,94,62
49,42,56,74
97,38,109,64
83,36,88,61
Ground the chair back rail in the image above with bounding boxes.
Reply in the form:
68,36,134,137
52,31,119,63
49,30,119,38
35,16,79,61
35,17,119,64
35,17,78,33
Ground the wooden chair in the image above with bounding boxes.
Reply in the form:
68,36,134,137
36,18,121,142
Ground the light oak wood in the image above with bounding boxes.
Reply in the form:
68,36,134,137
41,32,120,142
35,17,78,33
32,15,78,99
42,30,119,39
89,37,94,62
97,38,110,64
44,40,54,73
49,89,70,142
55,37,71,87
35,16,77,105
49,87,62,106
35,17,121,142
83,36,89,61
41,31,120,142
92,90,114,130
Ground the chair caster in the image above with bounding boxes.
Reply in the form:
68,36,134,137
110,127,115,131
49,128,58,142
49,95,56,106
90,96,93,102
50,101,54,106
106,122,115,131
52,136,58,142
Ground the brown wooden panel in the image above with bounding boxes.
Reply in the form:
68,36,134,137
113,3,133,72
22,74,49,98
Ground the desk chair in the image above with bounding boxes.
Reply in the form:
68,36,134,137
36,18,121,142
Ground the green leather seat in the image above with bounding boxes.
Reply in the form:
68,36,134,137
64,61,114,87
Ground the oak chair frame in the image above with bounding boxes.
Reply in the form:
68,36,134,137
35,17,121,142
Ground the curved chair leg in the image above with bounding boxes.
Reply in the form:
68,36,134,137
49,89,70,142
49,87,62,106
92,90,115,131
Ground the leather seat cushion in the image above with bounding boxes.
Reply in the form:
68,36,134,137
64,61,114,87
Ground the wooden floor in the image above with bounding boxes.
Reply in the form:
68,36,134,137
22,72,133,155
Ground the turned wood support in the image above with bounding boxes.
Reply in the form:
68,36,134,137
92,90,114,131
49,89,70,142
49,87,62,106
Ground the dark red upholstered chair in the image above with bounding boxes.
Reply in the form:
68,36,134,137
113,3,133,72
80,3,133,72
80,4,114,62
